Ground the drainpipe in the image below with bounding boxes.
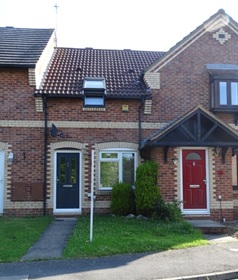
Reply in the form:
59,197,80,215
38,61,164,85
138,97,145,150
43,96,48,216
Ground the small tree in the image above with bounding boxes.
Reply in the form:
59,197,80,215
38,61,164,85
110,182,135,215
135,161,160,217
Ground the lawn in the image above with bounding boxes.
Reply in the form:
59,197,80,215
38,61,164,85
0,215,208,262
64,215,208,258
0,216,52,262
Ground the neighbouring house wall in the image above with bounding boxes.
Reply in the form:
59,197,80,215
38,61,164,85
140,25,238,221
211,148,234,221
144,146,235,221
144,25,238,125
0,68,45,216
147,147,179,203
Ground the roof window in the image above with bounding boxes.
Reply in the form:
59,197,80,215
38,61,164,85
83,78,106,107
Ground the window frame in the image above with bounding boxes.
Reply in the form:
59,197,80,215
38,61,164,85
83,78,106,108
98,149,137,191
211,78,238,111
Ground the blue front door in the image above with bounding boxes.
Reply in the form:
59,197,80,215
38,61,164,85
56,152,80,209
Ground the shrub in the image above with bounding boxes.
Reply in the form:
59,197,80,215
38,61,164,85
110,182,135,215
153,199,183,222
135,161,160,217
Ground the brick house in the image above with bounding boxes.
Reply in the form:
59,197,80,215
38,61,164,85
0,27,55,216
1,9,238,221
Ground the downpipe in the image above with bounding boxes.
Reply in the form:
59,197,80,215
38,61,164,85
138,98,145,150
43,96,48,216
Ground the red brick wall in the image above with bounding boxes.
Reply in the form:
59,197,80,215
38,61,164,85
214,149,233,202
0,68,45,206
47,98,141,122
144,26,238,124
0,68,43,120
147,147,177,202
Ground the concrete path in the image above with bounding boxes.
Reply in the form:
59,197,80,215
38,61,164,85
21,218,77,261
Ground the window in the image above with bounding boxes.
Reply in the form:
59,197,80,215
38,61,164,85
185,152,201,160
210,80,238,111
83,78,106,107
208,64,238,112
99,150,137,190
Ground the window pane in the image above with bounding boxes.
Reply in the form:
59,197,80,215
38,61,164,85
122,153,135,185
70,157,77,184
100,162,119,188
185,152,201,160
60,157,66,183
85,97,104,106
101,153,118,159
84,80,104,88
219,82,227,105
231,82,238,105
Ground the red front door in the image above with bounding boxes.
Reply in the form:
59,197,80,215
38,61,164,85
182,150,207,209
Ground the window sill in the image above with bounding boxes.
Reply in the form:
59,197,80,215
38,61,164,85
211,107,238,113
83,107,106,111
98,188,112,192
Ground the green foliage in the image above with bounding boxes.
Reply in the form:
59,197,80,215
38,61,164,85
135,161,160,216
153,199,183,222
110,182,135,215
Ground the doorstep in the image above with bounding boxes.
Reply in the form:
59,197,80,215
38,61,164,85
187,219,228,234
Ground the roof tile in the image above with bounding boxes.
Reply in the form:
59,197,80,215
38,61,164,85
36,48,164,98
0,27,54,67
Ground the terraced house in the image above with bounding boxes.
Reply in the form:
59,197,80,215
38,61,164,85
1,9,238,221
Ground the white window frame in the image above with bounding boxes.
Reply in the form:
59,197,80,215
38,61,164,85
84,79,105,89
98,148,138,191
83,78,106,107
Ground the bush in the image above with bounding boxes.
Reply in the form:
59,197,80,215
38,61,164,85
110,182,135,215
135,161,160,217
153,199,183,222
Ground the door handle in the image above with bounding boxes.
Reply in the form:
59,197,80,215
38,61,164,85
203,178,206,184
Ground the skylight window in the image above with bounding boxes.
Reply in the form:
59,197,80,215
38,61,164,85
83,78,106,107
84,79,105,89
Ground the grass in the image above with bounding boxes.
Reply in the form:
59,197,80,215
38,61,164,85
0,215,208,262
0,216,52,262
64,215,208,258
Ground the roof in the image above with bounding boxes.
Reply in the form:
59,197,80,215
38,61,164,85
0,27,55,67
141,105,238,148
35,48,164,98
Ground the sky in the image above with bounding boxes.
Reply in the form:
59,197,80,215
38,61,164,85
0,0,238,51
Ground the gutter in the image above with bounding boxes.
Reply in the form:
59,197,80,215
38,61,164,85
43,95,48,216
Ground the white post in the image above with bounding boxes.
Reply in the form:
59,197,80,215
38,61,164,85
90,150,95,242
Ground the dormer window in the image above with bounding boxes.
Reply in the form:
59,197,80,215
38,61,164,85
83,78,106,107
208,64,238,112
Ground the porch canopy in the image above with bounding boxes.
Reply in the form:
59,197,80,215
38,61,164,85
141,106,238,163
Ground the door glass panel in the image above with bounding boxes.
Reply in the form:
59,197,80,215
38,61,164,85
185,152,201,160
122,153,135,185
70,157,77,184
219,82,227,105
60,157,66,183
